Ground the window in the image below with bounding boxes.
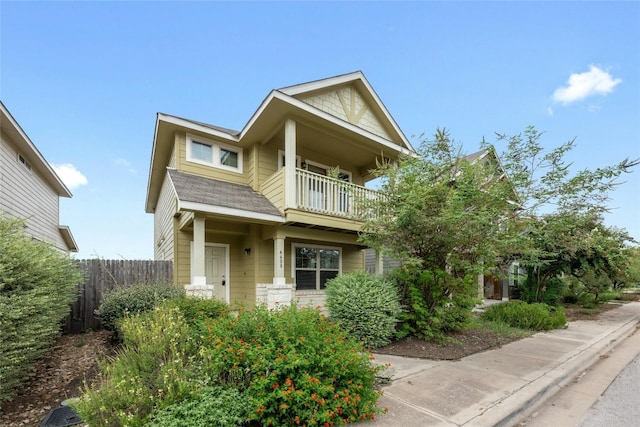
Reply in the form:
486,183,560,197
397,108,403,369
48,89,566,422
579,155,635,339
191,141,213,163
220,148,238,168
18,154,31,171
293,244,341,290
186,134,242,173
277,149,301,169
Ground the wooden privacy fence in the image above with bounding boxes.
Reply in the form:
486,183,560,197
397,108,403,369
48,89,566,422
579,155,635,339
64,259,173,334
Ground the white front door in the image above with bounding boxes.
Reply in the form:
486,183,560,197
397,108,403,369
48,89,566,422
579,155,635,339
205,245,227,302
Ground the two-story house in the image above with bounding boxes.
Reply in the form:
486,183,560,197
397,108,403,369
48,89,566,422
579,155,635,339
145,72,414,308
0,101,78,253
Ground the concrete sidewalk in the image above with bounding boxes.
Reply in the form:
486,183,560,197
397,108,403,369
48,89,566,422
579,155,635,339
364,301,640,427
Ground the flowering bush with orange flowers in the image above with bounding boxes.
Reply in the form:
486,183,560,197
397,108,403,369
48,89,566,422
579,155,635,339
198,304,384,426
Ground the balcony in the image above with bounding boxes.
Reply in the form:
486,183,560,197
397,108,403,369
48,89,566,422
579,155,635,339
295,169,379,220
261,168,381,224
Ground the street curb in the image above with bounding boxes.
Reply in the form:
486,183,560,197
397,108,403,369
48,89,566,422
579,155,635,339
474,313,640,427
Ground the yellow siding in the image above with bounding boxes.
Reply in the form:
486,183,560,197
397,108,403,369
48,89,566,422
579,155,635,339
175,231,192,285
257,142,279,186
260,169,285,212
175,131,247,185
342,245,365,273
154,172,176,262
257,238,276,284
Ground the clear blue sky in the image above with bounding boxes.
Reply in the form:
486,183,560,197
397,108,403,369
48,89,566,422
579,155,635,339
2,1,638,259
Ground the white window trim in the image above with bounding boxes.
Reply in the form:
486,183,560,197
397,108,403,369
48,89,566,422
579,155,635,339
291,243,342,291
304,159,352,182
186,133,243,173
277,149,301,170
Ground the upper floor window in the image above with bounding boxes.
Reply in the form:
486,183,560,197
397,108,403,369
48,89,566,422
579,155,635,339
186,134,243,173
18,154,32,171
277,149,301,170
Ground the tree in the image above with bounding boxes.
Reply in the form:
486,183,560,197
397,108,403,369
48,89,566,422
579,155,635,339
360,126,637,339
488,127,638,303
360,129,517,339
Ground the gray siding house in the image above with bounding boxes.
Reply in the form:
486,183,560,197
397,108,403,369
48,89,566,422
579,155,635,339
0,101,78,252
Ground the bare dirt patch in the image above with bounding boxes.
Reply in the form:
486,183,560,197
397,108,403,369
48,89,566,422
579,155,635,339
0,330,114,427
375,326,521,360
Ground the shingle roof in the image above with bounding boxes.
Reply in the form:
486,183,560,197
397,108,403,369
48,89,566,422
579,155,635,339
167,169,283,219
159,113,241,136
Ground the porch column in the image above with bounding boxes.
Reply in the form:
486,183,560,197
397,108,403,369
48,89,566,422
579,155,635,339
274,237,285,285
185,216,213,298
477,273,485,301
284,119,297,209
374,250,384,275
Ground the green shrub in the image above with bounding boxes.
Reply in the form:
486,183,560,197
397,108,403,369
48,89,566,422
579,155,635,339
518,270,563,305
389,268,476,342
73,305,198,427
325,271,402,349
481,301,566,331
199,304,383,425
0,217,83,402
94,282,184,334
147,386,253,427
164,296,229,327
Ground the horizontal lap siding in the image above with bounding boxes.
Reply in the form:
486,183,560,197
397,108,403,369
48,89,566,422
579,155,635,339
176,131,247,185
154,172,176,263
1,131,67,250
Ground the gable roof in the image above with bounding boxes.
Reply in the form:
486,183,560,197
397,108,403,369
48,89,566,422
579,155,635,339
167,169,284,223
146,72,415,212
0,101,72,198
278,71,412,150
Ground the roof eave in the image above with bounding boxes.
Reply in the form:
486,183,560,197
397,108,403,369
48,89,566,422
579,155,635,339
0,101,72,198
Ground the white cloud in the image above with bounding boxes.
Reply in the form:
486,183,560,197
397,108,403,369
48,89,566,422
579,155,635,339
552,65,622,104
115,158,137,174
52,163,88,190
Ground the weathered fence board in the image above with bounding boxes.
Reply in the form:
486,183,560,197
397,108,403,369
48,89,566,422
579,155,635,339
64,259,173,334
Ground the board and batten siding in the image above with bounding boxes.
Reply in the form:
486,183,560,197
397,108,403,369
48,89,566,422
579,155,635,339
0,130,67,250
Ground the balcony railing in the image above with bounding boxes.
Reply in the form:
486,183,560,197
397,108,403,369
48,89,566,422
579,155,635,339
295,169,379,220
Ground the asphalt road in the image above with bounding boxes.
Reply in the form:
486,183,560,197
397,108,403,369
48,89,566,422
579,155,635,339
578,352,640,427
516,326,640,427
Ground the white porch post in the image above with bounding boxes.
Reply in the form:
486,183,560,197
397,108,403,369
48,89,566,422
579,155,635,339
185,216,213,298
264,237,292,309
274,237,285,285
284,119,297,209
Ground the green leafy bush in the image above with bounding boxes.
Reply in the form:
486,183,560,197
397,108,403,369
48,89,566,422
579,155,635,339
389,268,476,342
519,271,563,305
94,282,184,334
0,217,83,402
325,271,402,349
164,296,229,327
73,306,198,427
147,386,253,427
199,304,383,425
481,300,567,330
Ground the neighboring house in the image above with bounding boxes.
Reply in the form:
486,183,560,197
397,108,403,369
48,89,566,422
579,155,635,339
145,71,415,308
0,101,78,253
